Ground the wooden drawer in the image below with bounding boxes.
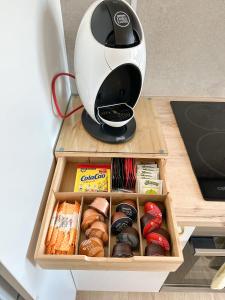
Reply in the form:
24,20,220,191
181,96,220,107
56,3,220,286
35,155,183,271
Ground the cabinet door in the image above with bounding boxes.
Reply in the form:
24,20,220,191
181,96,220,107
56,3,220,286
72,270,169,292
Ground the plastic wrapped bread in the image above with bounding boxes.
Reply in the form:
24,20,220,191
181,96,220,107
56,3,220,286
45,201,80,255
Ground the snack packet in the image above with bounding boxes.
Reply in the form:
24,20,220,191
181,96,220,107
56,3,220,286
74,164,111,192
138,179,163,195
45,201,80,255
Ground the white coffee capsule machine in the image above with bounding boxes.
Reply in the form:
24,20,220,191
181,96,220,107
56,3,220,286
74,0,146,143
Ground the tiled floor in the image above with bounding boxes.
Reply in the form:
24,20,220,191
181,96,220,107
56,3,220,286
77,292,225,300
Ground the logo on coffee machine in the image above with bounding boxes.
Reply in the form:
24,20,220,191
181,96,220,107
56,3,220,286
217,186,225,191
114,11,130,27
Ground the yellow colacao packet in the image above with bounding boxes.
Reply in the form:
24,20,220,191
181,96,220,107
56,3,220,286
74,164,111,192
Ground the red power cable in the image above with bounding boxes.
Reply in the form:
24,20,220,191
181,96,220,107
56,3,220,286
51,72,83,119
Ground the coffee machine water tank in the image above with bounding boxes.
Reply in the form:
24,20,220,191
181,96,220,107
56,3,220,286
74,0,146,143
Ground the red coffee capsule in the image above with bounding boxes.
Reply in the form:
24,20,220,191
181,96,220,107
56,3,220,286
155,201,166,217
141,213,162,237
144,202,162,219
146,228,170,251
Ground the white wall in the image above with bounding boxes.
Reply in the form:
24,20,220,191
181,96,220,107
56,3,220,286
61,0,225,97
138,0,225,97
0,1,75,299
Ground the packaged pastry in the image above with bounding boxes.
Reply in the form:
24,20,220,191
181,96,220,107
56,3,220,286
74,164,111,192
45,201,80,255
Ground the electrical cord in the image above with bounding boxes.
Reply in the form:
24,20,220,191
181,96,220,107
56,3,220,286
51,72,83,119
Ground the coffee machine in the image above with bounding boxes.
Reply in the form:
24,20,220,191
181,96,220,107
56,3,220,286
74,0,146,143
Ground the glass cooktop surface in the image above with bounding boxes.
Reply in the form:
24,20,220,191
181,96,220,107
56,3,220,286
171,101,225,201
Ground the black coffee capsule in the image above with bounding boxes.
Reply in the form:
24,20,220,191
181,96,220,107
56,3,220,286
111,212,133,235
112,242,133,258
117,227,139,250
116,200,137,221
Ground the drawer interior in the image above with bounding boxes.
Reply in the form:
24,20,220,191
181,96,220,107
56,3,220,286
56,156,167,195
60,157,111,192
35,190,183,271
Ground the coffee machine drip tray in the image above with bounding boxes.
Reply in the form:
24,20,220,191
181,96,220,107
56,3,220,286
82,109,136,144
97,103,134,128
171,101,225,202
98,103,133,122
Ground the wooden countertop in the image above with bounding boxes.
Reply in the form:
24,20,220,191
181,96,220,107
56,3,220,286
151,96,225,228
56,96,225,228
56,97,167,157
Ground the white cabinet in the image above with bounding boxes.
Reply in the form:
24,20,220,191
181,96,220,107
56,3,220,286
72,270,169,292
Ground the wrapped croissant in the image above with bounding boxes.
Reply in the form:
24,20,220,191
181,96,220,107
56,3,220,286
45,201,80,255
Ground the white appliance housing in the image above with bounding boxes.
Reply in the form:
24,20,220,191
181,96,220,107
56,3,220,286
74,0,146,143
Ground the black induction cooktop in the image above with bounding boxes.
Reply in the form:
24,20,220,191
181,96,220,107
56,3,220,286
171,101,225,201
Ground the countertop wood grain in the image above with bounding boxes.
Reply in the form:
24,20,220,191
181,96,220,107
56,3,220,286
56,97,168,157
151,96,225,227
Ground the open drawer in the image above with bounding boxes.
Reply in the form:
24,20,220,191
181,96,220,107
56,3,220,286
45,155,168,194
35,155,183,271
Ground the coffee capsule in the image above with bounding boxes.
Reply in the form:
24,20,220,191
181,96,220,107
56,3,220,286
89,197,109,217
81,208,105,231
85,221,108,244
79,237,104,257
155,201,166,217
141,213,162,237
144,202,162,219
112,242,133,257
116,199,137,221
146,228,170,251
145,243,165,256
111,212,133,235
117,227,139,250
